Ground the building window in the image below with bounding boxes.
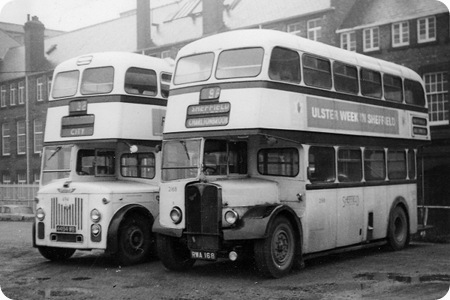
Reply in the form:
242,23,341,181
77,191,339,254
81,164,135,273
392,21,409,47
33,171,40,184
47,76,52,100
363,27,380,52
36,77,43,101
307,18,321,41
1,86,6,107
287,22,302,36
340,31,356,51
2,174,11,184
418,16,436,43
17,173,27,184
10,83,17,106
17,120,26,155
2,123,10,156
18,81,25,104
34,119,44,153
424,72,449,124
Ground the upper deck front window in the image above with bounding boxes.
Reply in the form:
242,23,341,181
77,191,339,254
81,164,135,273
81,66,114,95
52,70,79,99
174,53,214,85
216,48,264,79
124,67,157,96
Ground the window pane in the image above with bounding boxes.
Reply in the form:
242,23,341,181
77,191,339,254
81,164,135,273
384,74,403,102
174,53,214,85
125,67,157,96
308,146,335,183
81,67,114,95
216,48,264,79
338,148,362,182
333,62,358,94
364,149,385,181
388,149,406,180
405,79,426,107
258,148,299,177
361,69,382,98
269,47,300,83
303,55,332,89
52,70,79,98
408,150,416,179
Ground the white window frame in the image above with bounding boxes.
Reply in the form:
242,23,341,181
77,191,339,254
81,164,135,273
418,16,436,43
10,83,16,106
2,174,11,184
424,72,449,125
33,172,40,184
36,77,43,101
307,18,322,41
340,31,356,51
17,173,27,184
1,86,6,107
392,21,410,47
363,27,380,52
18,81,25,105
17,120,26,155
287,22,302,36
2,123,10,156
33,119,44,153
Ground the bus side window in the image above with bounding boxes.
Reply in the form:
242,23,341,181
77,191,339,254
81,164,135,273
125,67,157,96
302,54,332,89
364,148,386,181
333,62,358,95
361,68,382,98
384,74,403,102
408,149,416,179
269,47,301,84
338,148,362,182
405,79,426,107
388,149,407,180
160,73,172,98
308,146,335,183
257,148,299,177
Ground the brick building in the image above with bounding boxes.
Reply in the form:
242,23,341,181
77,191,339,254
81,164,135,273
0,0,449,230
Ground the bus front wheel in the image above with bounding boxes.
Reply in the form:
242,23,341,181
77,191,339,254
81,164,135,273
156,234,195,271
387,206,409,251
38,246,75,261
254,216,296,278
116,215,153,265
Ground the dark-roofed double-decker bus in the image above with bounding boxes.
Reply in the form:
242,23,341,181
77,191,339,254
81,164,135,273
154,29,430,278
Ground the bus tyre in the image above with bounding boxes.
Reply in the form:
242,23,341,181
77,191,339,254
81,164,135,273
116,215,153,265
254,216,296,278
156,234,195,271
387,206,409,251
38,246,75,261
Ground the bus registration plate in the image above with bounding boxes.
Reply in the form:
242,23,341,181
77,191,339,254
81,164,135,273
191,250,217,261
56,225,76,233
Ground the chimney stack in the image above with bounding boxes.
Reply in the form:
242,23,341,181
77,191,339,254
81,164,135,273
136,0,153,51
24,15,46,72
202,0,225,36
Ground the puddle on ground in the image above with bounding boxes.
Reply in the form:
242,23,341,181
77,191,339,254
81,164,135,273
72,277,91,281
355,273,450,284
38,288,91,298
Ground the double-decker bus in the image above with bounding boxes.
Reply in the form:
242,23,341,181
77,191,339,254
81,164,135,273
153,30,430,278
33,52,172,265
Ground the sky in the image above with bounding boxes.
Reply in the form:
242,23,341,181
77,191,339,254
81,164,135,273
0,0,450,32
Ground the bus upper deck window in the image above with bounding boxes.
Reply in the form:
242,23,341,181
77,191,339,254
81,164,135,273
303,54,332,89
52,70,79,98
269,47,301,84
384,74,403,102
216,48,264,79
361,68,382,98
174,53,214,85
125,67,157,96
405,79,426,106
81,67,114,95
160,73,172,98
333,62,358,94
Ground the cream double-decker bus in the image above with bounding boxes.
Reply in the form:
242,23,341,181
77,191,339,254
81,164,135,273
154,30,430,278
33,52,171,265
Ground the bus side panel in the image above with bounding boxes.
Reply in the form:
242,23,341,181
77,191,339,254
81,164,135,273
336,187,364,247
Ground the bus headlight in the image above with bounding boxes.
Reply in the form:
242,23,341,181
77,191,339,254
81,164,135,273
224,209,239,225
170,207,182,224
36,208,45,221
90,209,101,223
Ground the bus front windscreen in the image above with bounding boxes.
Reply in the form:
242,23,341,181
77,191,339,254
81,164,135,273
161,139,201,181
173,53,214,85
41,145,72,186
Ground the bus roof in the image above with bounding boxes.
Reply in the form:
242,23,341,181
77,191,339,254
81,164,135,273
176,29,422,82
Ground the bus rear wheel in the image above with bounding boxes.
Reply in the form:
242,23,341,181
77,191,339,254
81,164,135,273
116,215,153,265
156,234,195,271
38,246,75,261
387,206,409,251
254,216,296,278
